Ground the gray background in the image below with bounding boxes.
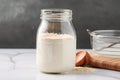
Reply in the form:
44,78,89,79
0,0,120,48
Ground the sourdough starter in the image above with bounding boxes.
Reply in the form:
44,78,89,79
36,33,76,73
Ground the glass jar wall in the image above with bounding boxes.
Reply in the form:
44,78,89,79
36,9,76,73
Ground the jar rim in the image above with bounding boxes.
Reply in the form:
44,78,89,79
40,9,72,20
41,9,72,13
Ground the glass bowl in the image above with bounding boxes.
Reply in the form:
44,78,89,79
89,30,120,57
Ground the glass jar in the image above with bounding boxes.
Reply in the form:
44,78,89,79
36,9,76,73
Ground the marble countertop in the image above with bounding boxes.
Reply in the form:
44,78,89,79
0,49,119,80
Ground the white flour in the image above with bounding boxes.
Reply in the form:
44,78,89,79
36,33,76,73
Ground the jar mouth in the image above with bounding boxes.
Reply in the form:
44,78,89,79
40,9,72,20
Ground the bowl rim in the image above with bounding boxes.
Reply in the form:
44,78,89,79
91,30,120,38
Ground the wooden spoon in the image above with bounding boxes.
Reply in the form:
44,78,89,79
76,50,120,71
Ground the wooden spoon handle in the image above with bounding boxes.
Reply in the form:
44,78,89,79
88,52,120,71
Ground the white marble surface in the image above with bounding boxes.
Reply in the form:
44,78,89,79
0,49,119,80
